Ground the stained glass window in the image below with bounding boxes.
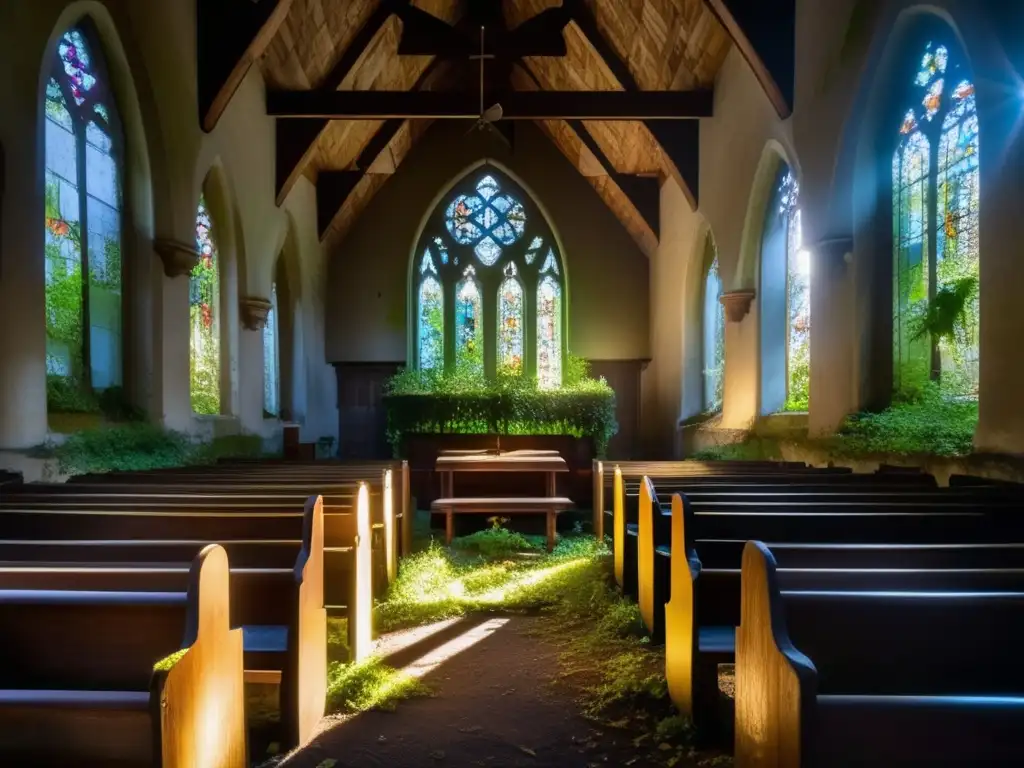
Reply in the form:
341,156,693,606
455,266,484,372
893,42,979,397
444,175,527,265
703,240,725,412
264,282,280,417
418,249,444,370
415,170,564,383
190,196,221,414
537,276,562,389
44,23,123,394
781,173,809,411
498,263,524,371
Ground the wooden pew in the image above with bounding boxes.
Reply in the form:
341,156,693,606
0,492,355,749
735,540,1024,766
0,543,247,767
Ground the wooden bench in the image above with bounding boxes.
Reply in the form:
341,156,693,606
0,543,246,767
0,493,343,749
736,540,1024,766
430,496,574,551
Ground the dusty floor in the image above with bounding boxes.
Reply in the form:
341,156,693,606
275,614,730,768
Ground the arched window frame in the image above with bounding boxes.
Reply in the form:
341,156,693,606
413,171,566,385
43,19,125,392
701,236,725,413
891,38,980,397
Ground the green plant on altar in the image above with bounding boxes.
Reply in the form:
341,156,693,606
383,354,618,457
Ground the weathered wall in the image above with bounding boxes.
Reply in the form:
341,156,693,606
324,120,650,364
0,0,335,450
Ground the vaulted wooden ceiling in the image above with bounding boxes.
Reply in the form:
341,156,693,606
198,0,796,257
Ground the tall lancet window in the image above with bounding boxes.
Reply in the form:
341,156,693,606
44,24,124,393
780,172,809,410
264,282,280,417
190,197,221,414
413,171,565,385
893,42,979,396
702,237,725,412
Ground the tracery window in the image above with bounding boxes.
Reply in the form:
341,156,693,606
702,236,725,413
414,172,565,386
892,42,979,397
190,197,221,414
44,24,124,392
264,282,280,417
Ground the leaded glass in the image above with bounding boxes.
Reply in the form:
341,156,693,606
893,41,978,397
540,248,559,275
537,276,562,389
455,267,484,372
264,283,280,417
44,24,123,391
420,248,437,274
702,248,725,412
191,197,221,414
497,263,524,372
786,207,810,410
443,176,527,264
433,236,449,264
418,276,444,370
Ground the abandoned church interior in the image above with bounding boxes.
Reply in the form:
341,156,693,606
1,0,1024,766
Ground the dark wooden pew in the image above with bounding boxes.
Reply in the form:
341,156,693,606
0,543,247,767
735,540,1024,766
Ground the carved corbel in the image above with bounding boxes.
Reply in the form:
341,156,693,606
154,239,200,278
721,288,756,323
240,296,272,330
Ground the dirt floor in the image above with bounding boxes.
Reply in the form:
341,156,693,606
274,614,730,768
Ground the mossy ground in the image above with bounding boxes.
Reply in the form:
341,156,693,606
306,521,731,767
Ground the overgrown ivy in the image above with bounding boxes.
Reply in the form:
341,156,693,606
383,355,618,457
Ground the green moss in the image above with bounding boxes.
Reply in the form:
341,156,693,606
153,648,188,672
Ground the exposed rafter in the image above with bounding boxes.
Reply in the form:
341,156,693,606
702,0,795,117
267,89,713,120
274,0,411,205
564,0,701,209
197,0,294,133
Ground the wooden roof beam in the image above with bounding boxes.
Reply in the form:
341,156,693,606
198,0,294,133
702,0,795,118
267,90,714,120
564,0,702,208
274,0,412,205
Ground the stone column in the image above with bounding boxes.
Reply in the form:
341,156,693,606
719,289,758,429
808,237,854,436
240,296,272,434
155,239,199,432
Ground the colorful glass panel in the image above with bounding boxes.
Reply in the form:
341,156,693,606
190,197,221,414
432,236,449,264
455,267,484,373
540,248,559,275
443,176,528,264
44,25,122,391
498,264,524,372
786,206,810,410
537,276,562,389
418,276,444,370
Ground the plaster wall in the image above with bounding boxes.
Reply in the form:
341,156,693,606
324,120,650,364
0,0,333,449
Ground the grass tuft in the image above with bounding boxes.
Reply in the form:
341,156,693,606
326,657,432,714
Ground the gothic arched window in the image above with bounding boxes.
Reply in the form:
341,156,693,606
893,42,979,396
760,164,807,412
702,236,725,413
190,197,221,414
44,23,124,392
264,281,280,417
414,172,565,387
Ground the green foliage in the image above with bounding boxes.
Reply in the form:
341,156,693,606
451,521,541,558
152,648,189,672
829,382,977,457
44,424,268,476
692,437,783,462
325,657,431,714
910,276,978,345
383,361,617,456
